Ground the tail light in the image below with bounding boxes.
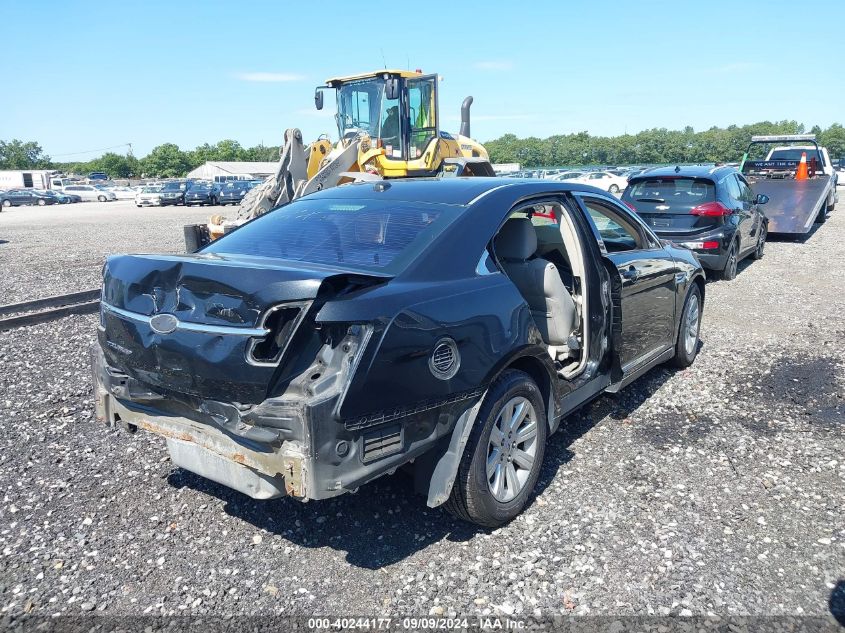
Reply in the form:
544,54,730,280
679,240,720,250
690,201,730,217
247,302,310,366
623,201,637,212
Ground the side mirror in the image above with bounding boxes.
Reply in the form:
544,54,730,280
314,88,324,111
755,193,769,205
385,77,400,101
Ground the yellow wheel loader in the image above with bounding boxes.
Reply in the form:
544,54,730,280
185,69,493,250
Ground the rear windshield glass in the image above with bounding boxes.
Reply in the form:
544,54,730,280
624,177,716,209
767,148,822,163
203,198,461,273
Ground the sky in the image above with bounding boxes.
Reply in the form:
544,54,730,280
1,0,843,159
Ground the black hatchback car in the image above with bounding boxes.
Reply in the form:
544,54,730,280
93,179,705,527
217,181,252,205
621,166,769,280
184,182,221,206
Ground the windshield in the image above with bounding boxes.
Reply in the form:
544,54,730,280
141,187,159,193
336,77,401,153
161,182,185,191
222,182,248,190
767,147,822,163
203,198,461,274
623,177,716,212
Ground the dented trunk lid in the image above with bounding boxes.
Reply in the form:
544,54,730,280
98,252,386,403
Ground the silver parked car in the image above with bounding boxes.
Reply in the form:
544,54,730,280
62,184,117,202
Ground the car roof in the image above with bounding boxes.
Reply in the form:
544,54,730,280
303,177,612,206
629,165,736,180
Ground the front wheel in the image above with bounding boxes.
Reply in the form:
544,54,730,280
97,195,106,202
444,369,547,528
751,223,767,260
719,241,738,281
609,184,620,194
2,200,11,208
37,198,46,206
671,284,702,368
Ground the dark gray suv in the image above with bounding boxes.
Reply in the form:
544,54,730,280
622,165,769,280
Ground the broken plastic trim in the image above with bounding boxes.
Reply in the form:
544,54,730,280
246,301,312,367
100,302,268,337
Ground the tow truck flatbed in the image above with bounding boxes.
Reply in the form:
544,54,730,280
741,135,836,235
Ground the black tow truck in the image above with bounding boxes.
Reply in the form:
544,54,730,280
740,134,837,235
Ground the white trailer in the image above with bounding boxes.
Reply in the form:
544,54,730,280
0,170,59,190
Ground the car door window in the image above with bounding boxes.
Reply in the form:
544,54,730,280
581,197,645,252
724,175,742,203
736,175,755,202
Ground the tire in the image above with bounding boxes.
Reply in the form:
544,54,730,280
751,223,767,260
718,240,738,281
444,369,547,528
609,184,620,194
1,200,10,208
37,198,46,206
671,283,702,369
97,195,106,202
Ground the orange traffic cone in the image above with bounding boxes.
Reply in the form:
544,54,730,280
795,151,809,181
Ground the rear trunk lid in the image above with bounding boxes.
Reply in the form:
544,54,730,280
623,176,723,234
99,252,386,403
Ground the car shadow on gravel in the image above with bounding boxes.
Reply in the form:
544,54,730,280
164,350,722,569
746,352,844,434
166,400,609,569
168,465,487,569
767,221,823,243
831,580,845,626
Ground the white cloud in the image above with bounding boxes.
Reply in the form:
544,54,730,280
235,72,305,82
473,61,514,71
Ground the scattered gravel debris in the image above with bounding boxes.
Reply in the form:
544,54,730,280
0,199,842,618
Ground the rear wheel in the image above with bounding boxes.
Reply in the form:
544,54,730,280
3,200,11,208
37,198,46,206
97,195,107,202
719,241,738,281
751,223,767,260
671,284,702,368
444,369,547,528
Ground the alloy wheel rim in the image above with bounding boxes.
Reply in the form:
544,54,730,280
684,295,700,356
486,396,538,503
728,247,737,277
758,229,766,256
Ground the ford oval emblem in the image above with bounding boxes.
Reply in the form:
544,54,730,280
149,313,179,334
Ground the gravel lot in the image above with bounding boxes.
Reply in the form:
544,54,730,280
0,201,213,304
0,198,843,621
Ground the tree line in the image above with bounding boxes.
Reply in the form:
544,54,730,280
484,121,845,168
2,120,844,177
0,139,280,178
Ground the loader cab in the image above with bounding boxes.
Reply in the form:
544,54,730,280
316,70,439,162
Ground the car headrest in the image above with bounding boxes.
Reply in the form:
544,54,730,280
495,218,537,261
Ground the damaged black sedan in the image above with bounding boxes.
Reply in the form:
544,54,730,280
93,178,705,527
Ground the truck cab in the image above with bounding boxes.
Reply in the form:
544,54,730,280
765,145,834,177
